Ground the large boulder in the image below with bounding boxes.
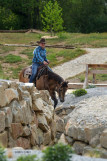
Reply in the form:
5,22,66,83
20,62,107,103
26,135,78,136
65,95,107,150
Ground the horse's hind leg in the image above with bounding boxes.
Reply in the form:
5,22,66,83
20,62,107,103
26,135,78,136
49,90,58,109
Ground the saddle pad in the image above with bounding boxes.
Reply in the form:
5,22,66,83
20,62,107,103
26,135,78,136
24,66,32,78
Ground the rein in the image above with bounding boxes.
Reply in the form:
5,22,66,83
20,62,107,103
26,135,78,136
36,66,48,80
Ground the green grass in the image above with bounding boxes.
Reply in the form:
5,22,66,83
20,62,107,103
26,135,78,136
68,72,107,83
0,32,107,47
20,48,33,59
20,47,86,67
47,48,86,67
0,46,15,54
10,66,23,79
0,33,47,44
4,54,22,63
0,64,9,79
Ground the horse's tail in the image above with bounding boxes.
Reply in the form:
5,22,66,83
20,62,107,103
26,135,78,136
19,68,26,82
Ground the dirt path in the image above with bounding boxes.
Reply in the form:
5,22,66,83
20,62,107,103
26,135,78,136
52,48,107,80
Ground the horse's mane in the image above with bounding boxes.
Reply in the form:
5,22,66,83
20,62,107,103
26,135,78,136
37,65,64,84
48,70,64,84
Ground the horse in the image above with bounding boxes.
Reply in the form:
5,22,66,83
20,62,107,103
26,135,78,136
19,65,68,108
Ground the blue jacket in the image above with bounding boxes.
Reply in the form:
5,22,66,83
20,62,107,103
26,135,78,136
32,46,47,63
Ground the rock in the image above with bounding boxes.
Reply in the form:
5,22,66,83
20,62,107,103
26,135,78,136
39,90,52,105
73,141,87,155
16,137,31,149
65,95,107,145
8,132,16,148
83,146,107,159
32,113,38,127
37,128,44,145
32,97,54,120
50,119,56,140
18,87,32,107
30,124,39,146
11,123,23,139
42,105,54,124
10,100,23,123
9,81,19,89
55,105,75,118
32,98,45,111
0,131,8,147
0,86,8,107
37,113,49,132
5,88,19,104
65,135,74,145
43,130,51,145
32,92,41,101
90,135,100,148
100,129,107,149
55,115,65,133
2,107,13,127
0,111,5,132
23,126,31,136
20,100,33,124
58,134,68,145
10,100,32,124
0,81,9,89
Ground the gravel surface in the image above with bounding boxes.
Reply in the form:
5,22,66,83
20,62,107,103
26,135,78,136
53,48,107,79
59,87,107,108
6,150,107,161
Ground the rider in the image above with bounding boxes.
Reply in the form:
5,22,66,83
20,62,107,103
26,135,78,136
29,38,51,83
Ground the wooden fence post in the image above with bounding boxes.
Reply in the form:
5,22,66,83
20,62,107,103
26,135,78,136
83,64,88,89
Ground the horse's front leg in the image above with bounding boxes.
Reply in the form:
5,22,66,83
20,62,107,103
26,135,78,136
49,90,58,109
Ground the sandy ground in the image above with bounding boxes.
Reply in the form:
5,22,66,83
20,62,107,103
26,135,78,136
52,48,107,80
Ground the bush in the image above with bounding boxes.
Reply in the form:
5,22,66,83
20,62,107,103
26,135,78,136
86,85,96,89
0,145,7,161
17,155,37,161
42,143,73,161
73,89,87,97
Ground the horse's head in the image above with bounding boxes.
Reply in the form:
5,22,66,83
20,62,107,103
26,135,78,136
57,81,68,102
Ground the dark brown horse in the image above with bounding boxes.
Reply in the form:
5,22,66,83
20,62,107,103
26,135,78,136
19,65,68,108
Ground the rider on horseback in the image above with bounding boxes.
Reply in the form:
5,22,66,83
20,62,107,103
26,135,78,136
29,38,51,83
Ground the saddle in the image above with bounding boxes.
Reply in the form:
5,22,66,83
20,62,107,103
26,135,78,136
23,65,48,79
23,66,32,78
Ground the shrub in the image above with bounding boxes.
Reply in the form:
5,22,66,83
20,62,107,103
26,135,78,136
0,145,7,161
42,143,73,161
17,155,37,161
86,85,96,89
73,89,87,97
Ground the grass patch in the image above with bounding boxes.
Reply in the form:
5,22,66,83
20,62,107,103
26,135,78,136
0,33,47,44
4,54,22,63
68,72,107,83
47,48,86,67
0,32,107,47
0,46,15,54
0,64,9,79
20,47,86,67
10,66,23,79
20,48,33,59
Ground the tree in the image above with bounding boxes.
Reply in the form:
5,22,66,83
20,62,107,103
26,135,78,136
41,0,63,36
0,7,19,30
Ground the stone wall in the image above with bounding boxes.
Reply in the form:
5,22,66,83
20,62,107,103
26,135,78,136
0,80,56,149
